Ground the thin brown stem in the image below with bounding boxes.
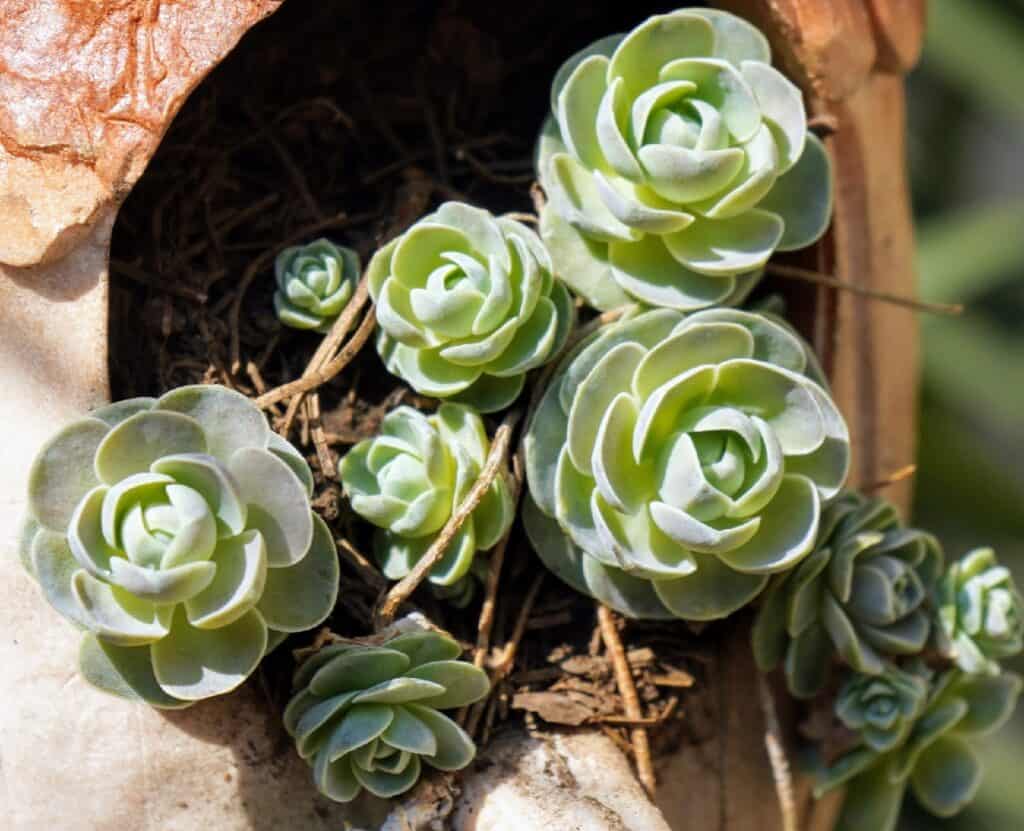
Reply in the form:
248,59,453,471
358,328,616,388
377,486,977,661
759,674,798,831
598,604,656,798
375,410,521,628
768,263,963,317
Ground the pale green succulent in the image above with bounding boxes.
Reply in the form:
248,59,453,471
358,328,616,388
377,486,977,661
368,202,575,413
523,306,849,621
284,629,489,802
937,547,1024,675
339,403,515,596
536,8,832,312
22,385,340,707
820,667,1023,831
752,492,943,697
275,238,359,332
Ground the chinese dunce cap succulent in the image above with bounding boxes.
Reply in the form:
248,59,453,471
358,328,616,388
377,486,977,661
537,8,832,312
938,547,1024,675
284,629,489,802
820,666,1022,831
22,386,339,707
274,238,359,332
523,307,849,621
339,404,514,595
369,202,574,413
752,492,943,698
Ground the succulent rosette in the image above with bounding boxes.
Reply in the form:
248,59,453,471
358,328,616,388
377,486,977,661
820,667,1023,831
339,403,515,595
22,385,339,707
284,629,489,802
752,492,943,697
834,664,930,754
368,202,575,413
523,306,849,621
937,547,1024,675
536,8,832,312
274,238,360,332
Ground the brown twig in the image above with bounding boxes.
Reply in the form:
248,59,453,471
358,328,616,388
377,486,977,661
336,537,388,591
597,604,656,798
258,304,376,410
305,394,336,478
767,263,963,316
863,463,917,493
375,410,521,628
758,674,798,831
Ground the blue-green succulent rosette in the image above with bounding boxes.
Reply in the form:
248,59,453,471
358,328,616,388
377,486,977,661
536,8,832,311
819,665,1023,831
523,306,849,621
274,238,360,333
752,492,944,698
21,385,340,708
368,202,575,413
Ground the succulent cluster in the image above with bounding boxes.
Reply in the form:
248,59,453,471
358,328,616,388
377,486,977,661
284,629,489,801
21,6,1018,826
275,238,360,332
752,492,943,697
369,202,575,412
820,665,1022,831
22,386,339,707
523,306,849,621
537,8,831,312
339,404,515,600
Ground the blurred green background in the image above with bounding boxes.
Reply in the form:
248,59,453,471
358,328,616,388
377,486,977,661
905,1,1024,827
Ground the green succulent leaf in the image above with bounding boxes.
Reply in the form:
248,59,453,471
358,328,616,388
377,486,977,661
368,202,573,411
538,9,831,312
22,386,338,707
288,630,488,802
524,307,849,621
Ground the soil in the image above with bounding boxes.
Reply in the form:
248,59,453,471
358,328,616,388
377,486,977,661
107,0,806,775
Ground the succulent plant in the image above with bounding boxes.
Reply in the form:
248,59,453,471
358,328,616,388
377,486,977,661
834,664,930,754
752,492,943,697
819,667,1023,831
937,547,1024,675
275,238,359,332
284,629,489,802
536,8,832,312
523,306,849,621
368,202,575,413
339,403,515,596
22,385,339,707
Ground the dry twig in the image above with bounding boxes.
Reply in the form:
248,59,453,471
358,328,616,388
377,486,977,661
598,604,656,798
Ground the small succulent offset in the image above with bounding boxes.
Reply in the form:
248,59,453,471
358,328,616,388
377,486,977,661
22,385,339,707
536,8,832,312
275,238,360,332
369,202,575,413
523,306,849,621
752,492,943,698
820,667,1023,831
339,404,515,596
937,547,1024,675
284,629,489,802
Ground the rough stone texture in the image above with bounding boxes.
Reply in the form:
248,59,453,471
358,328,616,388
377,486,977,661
0,0,282,267
450,730,672,831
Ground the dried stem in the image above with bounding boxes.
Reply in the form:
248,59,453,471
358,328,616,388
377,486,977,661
258,306,376,410
768,263,963,316
864,463,917,493
758,674,798,831
598,604,656,798
375,409,521,628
